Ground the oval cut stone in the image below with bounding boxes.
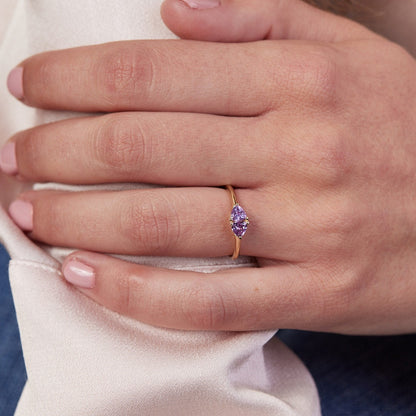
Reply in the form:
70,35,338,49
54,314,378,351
230,204,249,238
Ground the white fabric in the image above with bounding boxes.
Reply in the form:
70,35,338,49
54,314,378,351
0,1,320,415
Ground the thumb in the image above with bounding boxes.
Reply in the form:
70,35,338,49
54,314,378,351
161,0,375,43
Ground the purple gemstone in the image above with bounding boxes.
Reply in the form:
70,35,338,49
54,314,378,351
230,204,249,238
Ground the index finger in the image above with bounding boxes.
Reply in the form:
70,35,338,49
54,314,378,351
8,39,323,116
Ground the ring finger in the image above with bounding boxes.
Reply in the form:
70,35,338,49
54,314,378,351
9,187,272,258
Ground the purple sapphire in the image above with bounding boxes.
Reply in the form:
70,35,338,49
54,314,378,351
230,204,249,238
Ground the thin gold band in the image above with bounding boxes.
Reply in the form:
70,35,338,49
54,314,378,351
226,184,238,205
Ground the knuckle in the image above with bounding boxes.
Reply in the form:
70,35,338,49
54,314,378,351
312,194,359,250
115,270,147,317
295,47,339,106
120,193,180,254
17,128,45,179
309,127,352,187
93,114,149,173
97,46,159,105
30,55,58,103
312,53,337,102
181,283,234,330
290,123,352,189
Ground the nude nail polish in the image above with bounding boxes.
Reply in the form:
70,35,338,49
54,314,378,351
7,67,24,100
0,142,18,175
181,0,220,9
9,200,33,231
63,260,96,289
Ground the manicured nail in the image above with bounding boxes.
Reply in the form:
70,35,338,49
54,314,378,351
9,199,33,231
63,259,96,289
181,0,220,9
7,67,24,100
0,142,18,175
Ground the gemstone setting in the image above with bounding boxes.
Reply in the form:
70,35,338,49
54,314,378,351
230,204,249,238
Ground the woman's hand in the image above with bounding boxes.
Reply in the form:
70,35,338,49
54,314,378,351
2,0,416,334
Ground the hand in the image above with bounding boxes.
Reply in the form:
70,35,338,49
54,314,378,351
2,0,416,334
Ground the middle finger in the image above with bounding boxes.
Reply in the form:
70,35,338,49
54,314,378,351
10,112,269,187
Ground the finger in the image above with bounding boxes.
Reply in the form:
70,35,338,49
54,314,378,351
61,251,320,331
9,182,331,262
6,112,266,187
8,187,262,258
9,40,286,115
161,0,376,43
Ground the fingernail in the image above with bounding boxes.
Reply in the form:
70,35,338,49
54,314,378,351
181,0,220,9
63,259,96,289
0,142,18,175
9,200,33,231
7,67,24,100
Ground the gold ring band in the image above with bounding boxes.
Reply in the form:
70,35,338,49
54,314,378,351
226,185,249,259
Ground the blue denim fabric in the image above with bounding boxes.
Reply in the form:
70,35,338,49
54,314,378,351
278,330,416,416
0,245,26,416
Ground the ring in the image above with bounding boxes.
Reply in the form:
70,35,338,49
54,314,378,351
226,185,249,259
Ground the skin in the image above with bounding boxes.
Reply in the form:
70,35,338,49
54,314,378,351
2,0,416,333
